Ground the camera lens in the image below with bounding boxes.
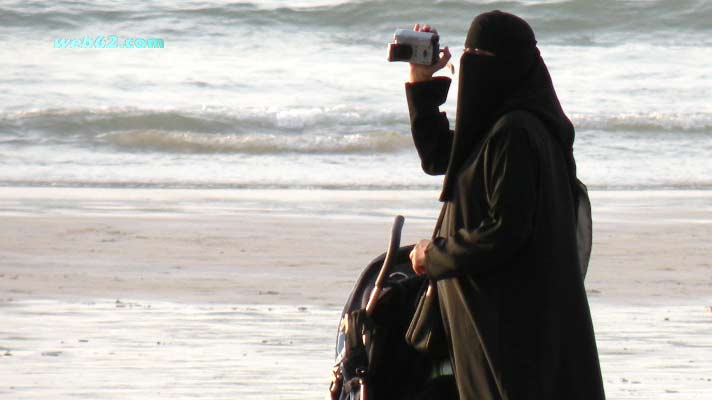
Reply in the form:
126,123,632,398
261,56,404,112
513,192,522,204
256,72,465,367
387,44,413,62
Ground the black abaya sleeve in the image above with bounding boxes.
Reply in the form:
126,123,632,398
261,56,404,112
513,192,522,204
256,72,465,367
424,116,538,280
405,77,454,176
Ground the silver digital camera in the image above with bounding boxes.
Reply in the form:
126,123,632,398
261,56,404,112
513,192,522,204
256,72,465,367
387,29,439,65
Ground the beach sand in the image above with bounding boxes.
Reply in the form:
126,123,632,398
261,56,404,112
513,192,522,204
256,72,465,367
0,188,711,399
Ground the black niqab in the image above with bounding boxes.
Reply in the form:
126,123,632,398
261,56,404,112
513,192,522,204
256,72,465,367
441,10,578,201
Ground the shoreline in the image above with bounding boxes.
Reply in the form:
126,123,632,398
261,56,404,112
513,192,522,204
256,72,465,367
2,185,712,217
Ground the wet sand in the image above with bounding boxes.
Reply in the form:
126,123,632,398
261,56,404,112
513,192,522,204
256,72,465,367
0,188,711,399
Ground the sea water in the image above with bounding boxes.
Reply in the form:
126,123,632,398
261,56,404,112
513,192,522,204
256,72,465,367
1,0,711,193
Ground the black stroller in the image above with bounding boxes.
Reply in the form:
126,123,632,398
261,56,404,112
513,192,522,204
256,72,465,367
329,216,439,400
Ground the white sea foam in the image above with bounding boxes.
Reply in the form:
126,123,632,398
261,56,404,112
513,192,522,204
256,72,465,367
99,129,411,154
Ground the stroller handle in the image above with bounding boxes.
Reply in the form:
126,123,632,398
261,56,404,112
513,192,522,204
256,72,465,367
365,215,405,314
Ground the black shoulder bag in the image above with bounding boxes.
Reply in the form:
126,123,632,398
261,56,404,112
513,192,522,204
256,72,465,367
404,204,449,357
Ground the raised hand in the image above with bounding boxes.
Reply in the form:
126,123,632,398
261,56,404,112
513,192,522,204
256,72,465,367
408,24,452,83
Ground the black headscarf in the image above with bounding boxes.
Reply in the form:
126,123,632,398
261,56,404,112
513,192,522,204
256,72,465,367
440,10,577,201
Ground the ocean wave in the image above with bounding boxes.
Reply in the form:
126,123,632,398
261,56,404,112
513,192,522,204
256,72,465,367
1,107,711,155
0,106,410,154
3,0,711,43
571,112,712,134
0,106,407,136
98,129,411,154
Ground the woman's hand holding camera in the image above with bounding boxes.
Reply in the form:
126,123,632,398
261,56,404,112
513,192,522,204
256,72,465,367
408,24,452,83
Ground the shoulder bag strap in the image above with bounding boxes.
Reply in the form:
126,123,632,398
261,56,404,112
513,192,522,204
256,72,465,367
431,202,447,240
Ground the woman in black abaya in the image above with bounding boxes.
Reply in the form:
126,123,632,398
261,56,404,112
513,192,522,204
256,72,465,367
406,11,605,400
